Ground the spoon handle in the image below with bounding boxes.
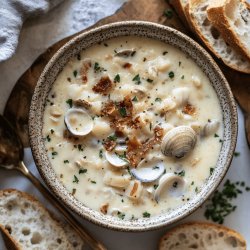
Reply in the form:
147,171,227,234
17,161,107,250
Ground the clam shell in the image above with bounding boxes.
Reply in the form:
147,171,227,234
203,120,220,136
64,108,93,136
161,126,197,158
154,173,186,202
131,157,165,182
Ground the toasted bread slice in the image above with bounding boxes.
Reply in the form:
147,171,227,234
0,189,84,250
187,0,250,73
207,0,250,60
169,0,189,25
159,222,246,250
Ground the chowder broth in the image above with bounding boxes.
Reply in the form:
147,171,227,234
43,36,223,220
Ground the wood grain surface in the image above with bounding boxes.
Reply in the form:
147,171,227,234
4,0,250,147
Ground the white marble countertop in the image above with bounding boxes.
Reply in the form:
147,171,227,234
0,1,250,249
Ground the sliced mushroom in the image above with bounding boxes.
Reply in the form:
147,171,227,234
131,158,165,182
203,120,220,136
64,108,93,136
115,49,136,57
161,126,197,158
125,180,143,200
154,173,186,202
103,172,130,188
171,87,190,106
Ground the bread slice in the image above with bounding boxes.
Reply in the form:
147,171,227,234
207,0,250,61
0,189,84,250
169,0,189,25
159,222,246,250
187,0,250,73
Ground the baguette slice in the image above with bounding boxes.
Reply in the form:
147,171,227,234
159,222,246,250
169,0,189,25
0,189,84,250
207,0,250,60
187,0,250,73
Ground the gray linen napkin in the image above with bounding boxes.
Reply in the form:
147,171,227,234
0,0,64,62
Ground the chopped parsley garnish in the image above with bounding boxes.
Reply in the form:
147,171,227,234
204,180,244,224
173,181,178,188
175,170,185,177
115,152,129,163
191,181,194,185
50,129,54,134
66,99,73,108
155,97,162,102
64,160,69,164
107,135,117,141
132,74,141,85
94,62,105,73
52,151,58,156
117,211,125,220
179,61,181,66
143,212,151,218
91,180,96,184
219,139,224,143
210,167,214,175
73,70,78,77
99,150,103,158
132,96,138,102
77,54,81,60
77,144,84,151
114,74,120,83
46,135,51,142
149,122,152,131
153,184,159,190
195,187,199,193
234,152,240,157
214,133,219,137
119,107,127,117
153,166,159,169
168,71,175,79
73,175,79,183
164,9,173,19
79,168,87,174
147,78,153,83
181,75,184,79
162,51,168,55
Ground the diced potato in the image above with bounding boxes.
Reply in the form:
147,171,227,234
91,118,112,138
103,172,130,188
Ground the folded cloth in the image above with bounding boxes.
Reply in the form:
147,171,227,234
0,0,64,62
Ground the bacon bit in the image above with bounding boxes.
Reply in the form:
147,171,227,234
80,60,91,83
126,126,164,167
100,203,109,214
92,76,113,95
123,63,132,69
102,101,117,117
130,182,139,196
103,139,117,152
182,103,196,115
74,99,91,109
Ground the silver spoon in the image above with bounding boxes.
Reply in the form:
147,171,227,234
0,115,106,250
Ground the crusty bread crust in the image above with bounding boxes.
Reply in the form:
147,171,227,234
187,0,250,73
159,221,247,250
207,0,250,60
0,224,21,250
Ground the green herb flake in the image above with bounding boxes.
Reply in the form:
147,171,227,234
114,74,120,83
73,175,79,184
234,152,240,157
119,107,127,117
175,170,185,177
219,139,224,143
46,135,51,142
147,78,153,83
168,71,175,79
195,187,199,193
117,211,125,220
107,135,117,141
91,180,96,184
153,184,159,190
132,96,138,102
50,129,54,134
99,149,103,158
66,99,73,108
79,168,87,174
143,212,151,218
191,181,194,185
210,167,214,176
64,160,69,164
214,133,219,138
155,97,162,102
162,51,168,55
77,144,84,151
52,151,58,156
153,166,159,170
73,70,78,77
149,122,152,131
164,9,173,19
94,62,100,72
132,74,141,85
179,61,181,66
181,75,184,79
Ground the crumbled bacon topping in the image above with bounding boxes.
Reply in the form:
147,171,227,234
103,138,117,152
182,103,196,115
123,63,132,69
100,203,109,214
126,126,164,167
73,99,91,109
80,60,91,83
92,76,113,95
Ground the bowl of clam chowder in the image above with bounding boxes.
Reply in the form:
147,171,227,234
29,21,237,231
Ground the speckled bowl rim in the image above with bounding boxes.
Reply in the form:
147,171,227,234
29,21,237,232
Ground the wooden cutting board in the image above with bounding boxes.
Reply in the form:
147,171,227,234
4,0,250,147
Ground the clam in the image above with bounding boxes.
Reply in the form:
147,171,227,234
161,126,197,158
115,49,136,57
171,87,190,106
64,108,93,136
105,143,128,168
131,157,165,182
154,173,186,202
203,120,220,136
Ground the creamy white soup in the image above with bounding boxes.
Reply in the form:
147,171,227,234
43,36,223,220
